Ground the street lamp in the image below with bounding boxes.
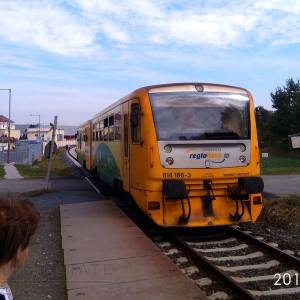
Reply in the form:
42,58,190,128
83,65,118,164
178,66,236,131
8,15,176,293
0,88,11,163
30,114,41,140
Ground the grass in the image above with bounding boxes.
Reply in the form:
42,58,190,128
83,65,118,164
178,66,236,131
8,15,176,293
15,150,71,178
0,164,5,179
261,155,300,175
260,195,300,228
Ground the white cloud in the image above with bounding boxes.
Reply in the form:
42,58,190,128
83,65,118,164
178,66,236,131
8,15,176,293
101,20,131,43
254,0,300,14
154,11,256,47
0,0,300,58
0,1,97,56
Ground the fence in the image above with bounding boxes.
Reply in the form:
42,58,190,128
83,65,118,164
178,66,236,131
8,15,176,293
0,140,43,164
43,139,76,150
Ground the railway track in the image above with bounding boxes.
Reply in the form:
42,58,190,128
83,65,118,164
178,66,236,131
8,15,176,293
158,226,300,300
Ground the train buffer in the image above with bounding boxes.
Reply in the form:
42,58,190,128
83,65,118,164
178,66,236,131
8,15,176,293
60,200,208,300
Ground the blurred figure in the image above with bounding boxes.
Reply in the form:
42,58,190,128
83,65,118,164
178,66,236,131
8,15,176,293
0,199,40,300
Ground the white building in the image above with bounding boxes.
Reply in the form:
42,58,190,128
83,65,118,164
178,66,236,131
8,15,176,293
26,125,76,148
0,115,21,139
26,125,64,142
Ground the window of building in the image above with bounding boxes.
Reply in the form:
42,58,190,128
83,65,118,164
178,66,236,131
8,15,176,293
57,134,63,141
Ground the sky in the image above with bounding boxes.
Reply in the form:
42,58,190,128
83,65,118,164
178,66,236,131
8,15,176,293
0,0,300,126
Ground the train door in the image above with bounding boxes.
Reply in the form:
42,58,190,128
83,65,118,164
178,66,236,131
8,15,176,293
122,102,130,192
129,99,144,190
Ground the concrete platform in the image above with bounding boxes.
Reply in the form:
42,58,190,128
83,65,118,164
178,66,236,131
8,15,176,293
60,200,207,300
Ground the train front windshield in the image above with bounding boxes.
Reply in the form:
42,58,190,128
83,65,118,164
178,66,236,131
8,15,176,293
149,92,250,141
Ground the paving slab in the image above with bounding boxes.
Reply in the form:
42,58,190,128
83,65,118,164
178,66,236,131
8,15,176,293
63,234,161,265
61,227,145,250
60,201,207,300
66,254,177,289
68,275,204,300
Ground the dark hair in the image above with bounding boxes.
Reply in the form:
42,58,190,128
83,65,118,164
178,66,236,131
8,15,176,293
0,198,40,266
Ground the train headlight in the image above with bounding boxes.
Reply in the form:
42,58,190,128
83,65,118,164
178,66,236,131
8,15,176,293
239,155,246,163
166,157,174,165
164,145,172,153
240,144,246,152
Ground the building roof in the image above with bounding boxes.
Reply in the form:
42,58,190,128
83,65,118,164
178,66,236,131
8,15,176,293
0,115,14,123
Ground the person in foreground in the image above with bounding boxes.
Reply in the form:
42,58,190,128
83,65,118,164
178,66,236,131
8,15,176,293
0,198,40,300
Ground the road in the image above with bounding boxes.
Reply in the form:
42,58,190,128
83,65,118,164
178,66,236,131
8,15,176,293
263,174,300,196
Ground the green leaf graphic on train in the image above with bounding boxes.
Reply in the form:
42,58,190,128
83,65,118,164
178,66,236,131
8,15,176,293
94,143,120,185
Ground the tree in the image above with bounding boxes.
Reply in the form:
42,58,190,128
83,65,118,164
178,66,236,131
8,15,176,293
270,78,300,149
255,106,273,149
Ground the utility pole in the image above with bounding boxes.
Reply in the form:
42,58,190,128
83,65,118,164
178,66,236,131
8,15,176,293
45,116,57,191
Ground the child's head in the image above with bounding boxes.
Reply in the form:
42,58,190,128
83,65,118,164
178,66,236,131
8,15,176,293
0,198,39,273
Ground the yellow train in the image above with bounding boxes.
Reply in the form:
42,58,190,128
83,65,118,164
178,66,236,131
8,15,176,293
77,83,264,227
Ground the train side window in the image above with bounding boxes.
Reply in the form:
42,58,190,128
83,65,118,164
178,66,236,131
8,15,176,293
109,115,114,126
124,114,129,157
104,118,108,128
115,113,121,141
131,103,141,143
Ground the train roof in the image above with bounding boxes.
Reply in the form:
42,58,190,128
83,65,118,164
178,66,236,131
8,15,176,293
78,119,91,129
141,82,248,93
91,82,250,121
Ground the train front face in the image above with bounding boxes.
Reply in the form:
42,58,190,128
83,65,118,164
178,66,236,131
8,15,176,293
147,84,263,227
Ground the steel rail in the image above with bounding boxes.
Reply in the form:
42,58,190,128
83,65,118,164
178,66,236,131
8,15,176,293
67,145,78,161
169,235,257,300
226,226,300,269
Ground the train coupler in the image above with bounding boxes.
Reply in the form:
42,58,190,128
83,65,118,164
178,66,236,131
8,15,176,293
201,179,215,217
